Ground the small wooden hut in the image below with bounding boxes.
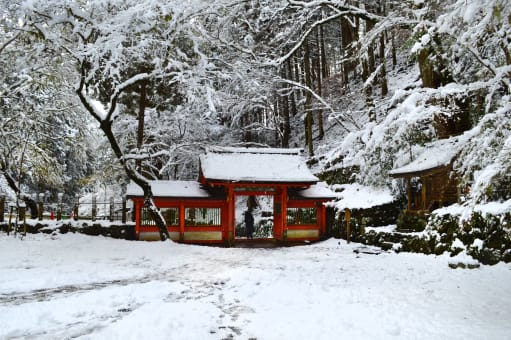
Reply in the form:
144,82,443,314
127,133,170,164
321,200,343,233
389,138,460,213
127,147,335,244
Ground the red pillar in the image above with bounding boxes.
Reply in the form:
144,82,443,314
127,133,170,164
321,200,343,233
179,201,185,242
227,186,234,245
273,187,283,241
134,199,141,239
319,203,325,236
282,185,288,241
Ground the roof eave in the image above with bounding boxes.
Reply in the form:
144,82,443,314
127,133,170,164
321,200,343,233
204,178,318,185
389,163,452,178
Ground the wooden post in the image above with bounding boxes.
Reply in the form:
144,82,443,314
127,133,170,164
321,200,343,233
18,205,25,222
38,193,44,221
8,205,13,235
109,197,114,222
345,208,351,243
74,195,79,221
92,196,97,221
57,193,63,221
121,197,127,224
22,206,27,236
0,194,4,223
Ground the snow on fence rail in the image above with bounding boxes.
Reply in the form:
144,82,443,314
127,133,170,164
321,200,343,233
0,195,132,224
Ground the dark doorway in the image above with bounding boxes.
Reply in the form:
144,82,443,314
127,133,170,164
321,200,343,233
234,194,274,240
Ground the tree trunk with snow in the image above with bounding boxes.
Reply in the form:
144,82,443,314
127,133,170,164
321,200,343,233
303,40,314,156
380,33,388,96
315,27,324,140
76,65,170,242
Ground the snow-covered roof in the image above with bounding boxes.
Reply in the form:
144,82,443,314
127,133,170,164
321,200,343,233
126,180,212,198
294,182,336,199
200,147,318,183
389,137,460,177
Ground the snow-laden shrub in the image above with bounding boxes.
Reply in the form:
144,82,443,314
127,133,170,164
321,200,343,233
427,205,511,264
323,88,438,191
454,101,511,203
351,201,510,265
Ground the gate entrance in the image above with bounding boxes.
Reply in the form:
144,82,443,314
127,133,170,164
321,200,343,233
128,147,336,244
234,194,274,240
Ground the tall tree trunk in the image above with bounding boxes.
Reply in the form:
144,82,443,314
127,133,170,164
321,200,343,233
244,112,252,143
353,3,360,78
136,81,146,173
380,33,388,96
367,45,375,74
320,24,329,79
303,40,314,156
366,85,376,122
287,59,298,117
391,32,397,69
281,68,290,147
366,3,376,74
295,54,303,98
341,16,353,85
364,0,377,123
274,98,282,146
315,28,324,139
362,58,369,82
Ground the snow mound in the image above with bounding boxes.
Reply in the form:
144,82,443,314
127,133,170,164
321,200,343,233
329,183,395,210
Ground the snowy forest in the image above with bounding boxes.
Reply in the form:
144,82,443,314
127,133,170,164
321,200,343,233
1,1,511,339
1,0,510,248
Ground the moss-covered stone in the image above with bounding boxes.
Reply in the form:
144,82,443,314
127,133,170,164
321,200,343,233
350,200,405,228
396,211,428,232
477,248,501,265
318,165,360,185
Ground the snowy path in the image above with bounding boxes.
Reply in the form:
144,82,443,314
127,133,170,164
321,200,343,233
0,234,510,340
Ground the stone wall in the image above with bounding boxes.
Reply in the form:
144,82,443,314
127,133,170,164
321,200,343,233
0,222,136,240
346,210,511,265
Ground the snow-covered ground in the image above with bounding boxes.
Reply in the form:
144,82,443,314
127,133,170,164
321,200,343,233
1,234,510,340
